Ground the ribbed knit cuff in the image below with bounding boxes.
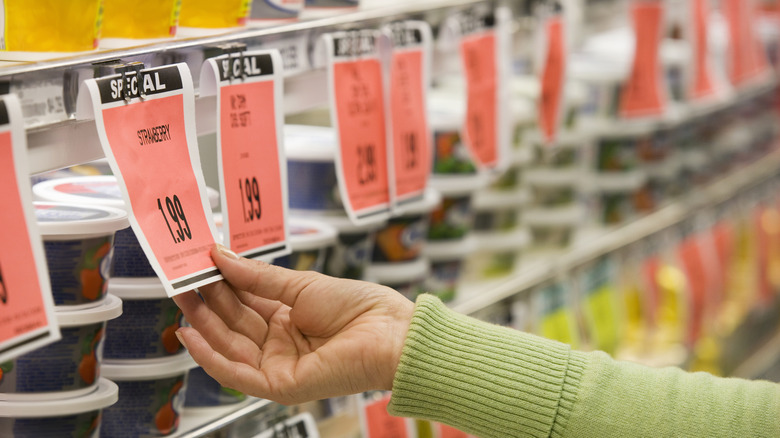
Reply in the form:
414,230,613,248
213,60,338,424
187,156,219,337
388,294,586,438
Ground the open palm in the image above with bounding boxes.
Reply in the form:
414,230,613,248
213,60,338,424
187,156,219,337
173,246,414,405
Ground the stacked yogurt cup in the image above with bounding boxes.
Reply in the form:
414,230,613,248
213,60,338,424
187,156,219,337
0,202,128,437
31,176,212,435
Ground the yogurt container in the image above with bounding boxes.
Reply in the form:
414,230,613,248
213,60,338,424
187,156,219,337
371,189,441,264
0,294,122,400
104,278,185,360
184,366,246,408
424,236,477,303
525,169,581,210
427,176,488,241
249,0,302,23
302,0,359,18
284,125,344,214
101,354,197,437
465,229,529,281
364,257,429,302
593,120,657,173
472,189,526,233
177,0,251,34
509,75,587,130
525,207,582,249
100,0,180,48
0,378,118,438
317,214,385,280
569,54,628,123
273,218,337,272
526,129,590,169
33,176,219,279
35,202,129,308
429,93,478,175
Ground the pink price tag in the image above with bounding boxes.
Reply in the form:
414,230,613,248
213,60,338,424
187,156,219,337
538,16,566,143
80,64,221,296
460,31,498,167
0,95,60,362
326,31,392,223
723,0,771,86
205,52,289,260
437,423,473,438
363,394,409,438
619,0,667,118
388,23,431,206
690,0,717,100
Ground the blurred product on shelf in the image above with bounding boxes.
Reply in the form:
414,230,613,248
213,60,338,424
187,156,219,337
319,214,385,280
100,0,181,48
428,92,477,176
272,218,337,272
101,353,198,437
424,236,477,303
365,257,429,302
33,176,219,279
34,202,128,307
185,366,247,408
0,378,118,438
248,0,303,23
104,278,186,360
178,0,251,35
301,0,359,18
370,189,441,265
0,295,122,400
427,175,488,242
284,125,344,215
0,0,102,54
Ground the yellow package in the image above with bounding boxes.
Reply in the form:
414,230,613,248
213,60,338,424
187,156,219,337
179,0,250,29
102,0,180,40
2,0,102,52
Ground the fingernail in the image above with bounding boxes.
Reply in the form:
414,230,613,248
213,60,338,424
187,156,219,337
175,329,188,350
216,244,240,260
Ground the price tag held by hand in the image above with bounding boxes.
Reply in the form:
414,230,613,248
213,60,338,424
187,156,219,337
385,21,433,210
78,64,221,297
619,0,667,118
538,16,566,143
324,30,392,224
201,50,290,261
0,95,60,363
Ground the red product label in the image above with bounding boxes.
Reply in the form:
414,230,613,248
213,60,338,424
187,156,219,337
364,395,408,438
219,80,286,257
390,48,430,201
333,58,391,217
690,0,717,99
0,131,50,345
102,94,216,284
460,31,498,167
538,17,566,142
723,0,770,86
619,1,667,118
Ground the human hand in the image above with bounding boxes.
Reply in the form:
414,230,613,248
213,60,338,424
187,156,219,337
173,245,415,405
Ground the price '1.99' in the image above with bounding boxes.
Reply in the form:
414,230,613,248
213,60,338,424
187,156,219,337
157,195,192,244
239,177,262,223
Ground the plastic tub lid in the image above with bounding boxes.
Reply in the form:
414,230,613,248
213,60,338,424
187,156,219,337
33,175,219,209
474,228,530,252
473,188,527,210
35,202,129,237
0,378,118,417
393,188,442,217
364,257,430,284
283,124,337,161
294,213,386,234
592,171,647,192
56,293,123,327
525,169,582,187
102,353,198,380
108,277,167,300
524,206,583,226
288,217,338,251
425,235,478,260
429,174,490,196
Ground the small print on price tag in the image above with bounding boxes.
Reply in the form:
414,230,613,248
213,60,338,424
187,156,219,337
619,0,667,118
201,50,290,261
77,63,222,297
359,391,411,438
384,21,433,211
323,30,392,225
538,15,566,143
0,95,60,363
689,0,717,100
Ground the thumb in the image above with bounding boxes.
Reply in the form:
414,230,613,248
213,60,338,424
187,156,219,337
211,244,319,308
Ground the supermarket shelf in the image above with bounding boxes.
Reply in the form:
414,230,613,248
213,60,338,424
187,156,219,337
174,398,273,438
452,147,780,316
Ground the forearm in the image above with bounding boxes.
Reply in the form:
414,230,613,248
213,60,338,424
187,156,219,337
388,295,780,438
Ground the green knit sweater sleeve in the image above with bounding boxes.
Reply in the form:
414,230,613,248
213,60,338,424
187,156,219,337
388,295,780,437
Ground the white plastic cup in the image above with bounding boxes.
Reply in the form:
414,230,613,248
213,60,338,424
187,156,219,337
284,125,344,215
